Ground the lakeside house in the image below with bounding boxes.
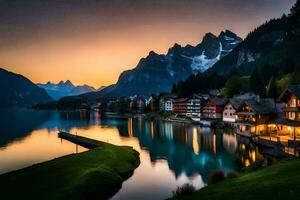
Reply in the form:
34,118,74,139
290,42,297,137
202,97,225,119
235,97,279,138
159,97,174,112
173,98,188,115
256,85,300,149
186,94,205,121
223,99,243,123
158,94,177,112
223,93,257,124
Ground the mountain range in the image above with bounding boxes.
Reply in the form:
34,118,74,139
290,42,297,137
173,4,300,98
53,2,300,106
4,2,300,108
0,68,52,107
37,81,103,100
97,30,242,97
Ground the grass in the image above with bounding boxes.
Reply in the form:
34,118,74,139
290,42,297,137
0,143,140,200
172,159,300,200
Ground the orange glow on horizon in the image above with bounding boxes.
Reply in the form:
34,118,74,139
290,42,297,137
1,23,232,88
0,1,295,88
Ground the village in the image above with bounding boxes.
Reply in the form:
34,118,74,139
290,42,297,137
97,85,300,157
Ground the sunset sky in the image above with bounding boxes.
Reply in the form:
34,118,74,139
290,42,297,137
0,0,296,88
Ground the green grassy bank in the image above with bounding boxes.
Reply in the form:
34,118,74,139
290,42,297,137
0,143,140,200
173,159,300,200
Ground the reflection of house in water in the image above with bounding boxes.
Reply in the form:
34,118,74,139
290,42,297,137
222,133,238,154
120,118,240,182
128,118,133,137
89,111,100,124
236,136,263,167
159,122,173,141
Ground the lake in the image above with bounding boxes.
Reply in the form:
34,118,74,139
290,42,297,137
0,108,259,199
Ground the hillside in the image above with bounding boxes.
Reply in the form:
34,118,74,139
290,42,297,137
0,68,52,107
173,2,300,98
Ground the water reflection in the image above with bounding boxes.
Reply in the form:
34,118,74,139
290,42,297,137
0,109,259,200
236,135,263,167
0,108,51,147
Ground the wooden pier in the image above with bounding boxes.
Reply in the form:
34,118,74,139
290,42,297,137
58,131,103,149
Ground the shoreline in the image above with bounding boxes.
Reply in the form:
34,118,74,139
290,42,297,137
0,134,140,200
171,158,300,200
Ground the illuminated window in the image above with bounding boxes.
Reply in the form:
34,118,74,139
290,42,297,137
291,99,297,107
290,112,296,120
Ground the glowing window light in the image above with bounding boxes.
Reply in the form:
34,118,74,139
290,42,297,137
241,144,246,151
245,159,250,167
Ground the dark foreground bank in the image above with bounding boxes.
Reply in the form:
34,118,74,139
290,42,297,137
172,159,300,200
0,140,140,200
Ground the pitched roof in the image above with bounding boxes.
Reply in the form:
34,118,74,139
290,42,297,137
187,94,205,101
288,85,300,98
243,98,277,114
278,85,300,101
233,92,256,100
173,98,188,103
227,99,244,110
206,97,224,106
271,118,300,127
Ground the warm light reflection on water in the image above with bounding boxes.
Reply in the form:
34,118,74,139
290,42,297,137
0,109,258,200
0,129,87,174
193,128,199,155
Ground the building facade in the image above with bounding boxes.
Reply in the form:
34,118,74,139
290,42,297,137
202,97,224,119
159,98,173,112
186,95,202,121
235,98,278,137
173,98,188,114
223,100,242,123
267,85,300,146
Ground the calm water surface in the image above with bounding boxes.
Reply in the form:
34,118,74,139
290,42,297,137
0,108,259,200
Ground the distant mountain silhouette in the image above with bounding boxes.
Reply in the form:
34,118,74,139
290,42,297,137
0,68,53,107
37,80,97,100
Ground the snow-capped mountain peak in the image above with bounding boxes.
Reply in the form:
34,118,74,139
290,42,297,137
97,30,242,96
191,40,223,73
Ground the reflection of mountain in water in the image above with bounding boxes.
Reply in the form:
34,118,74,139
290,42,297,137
0,108,52,147
0,109,103,148
0,109,254,184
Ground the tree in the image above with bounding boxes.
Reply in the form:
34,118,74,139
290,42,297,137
221,76,249,98
291,0,300,15
171,84,178,93
267,76,277,99
261,62,276,85
250,67,266,97
281,58,295,75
